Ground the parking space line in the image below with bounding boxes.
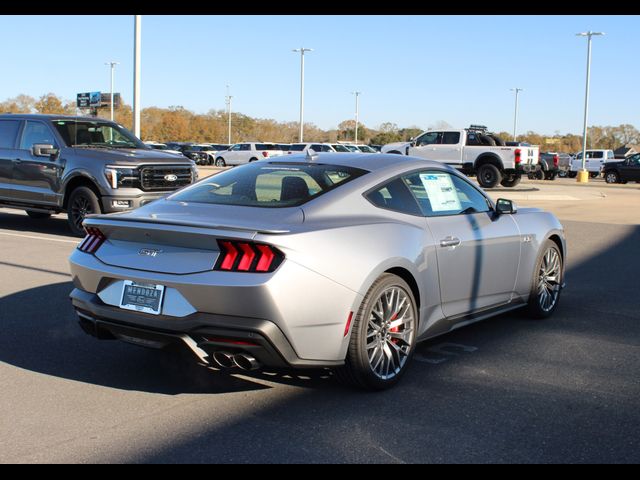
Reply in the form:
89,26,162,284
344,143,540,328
0,231,79,244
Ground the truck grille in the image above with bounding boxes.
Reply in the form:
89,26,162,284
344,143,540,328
140,165,193,191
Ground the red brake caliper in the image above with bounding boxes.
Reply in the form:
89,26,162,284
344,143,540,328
389,312,399,343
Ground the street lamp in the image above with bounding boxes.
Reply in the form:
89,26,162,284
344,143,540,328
292,47,313,142
576,31,605,183
510,88,523,141
225,84,233,144
104,61,119,121
351,91,361,144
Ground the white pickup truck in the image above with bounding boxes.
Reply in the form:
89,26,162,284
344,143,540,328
567,149,615,178
381,126,540,188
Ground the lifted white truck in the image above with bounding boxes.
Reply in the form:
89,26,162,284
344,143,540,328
381,125,540,188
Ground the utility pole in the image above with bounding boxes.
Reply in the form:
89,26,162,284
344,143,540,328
292,47,313,142
510,88,523,141
352,91,361,144
225,84,233,144
132,15,141,138
105,61,119,121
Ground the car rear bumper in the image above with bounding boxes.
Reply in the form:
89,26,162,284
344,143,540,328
68,250,362,364
70,288,341,369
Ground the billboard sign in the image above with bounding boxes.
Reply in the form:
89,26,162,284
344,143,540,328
89,91,101,107
77,92,91,108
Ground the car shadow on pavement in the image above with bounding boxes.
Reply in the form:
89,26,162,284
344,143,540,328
0,210,76,238
0,280,336,394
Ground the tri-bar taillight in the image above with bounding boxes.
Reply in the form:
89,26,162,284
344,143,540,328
214,240,284,273
78,227,106,254
514,148,522,164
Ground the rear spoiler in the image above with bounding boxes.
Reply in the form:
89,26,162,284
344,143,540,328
83,215,290,244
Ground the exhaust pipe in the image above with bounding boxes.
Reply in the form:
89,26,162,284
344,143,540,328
233,353,260,371
211,351,235,369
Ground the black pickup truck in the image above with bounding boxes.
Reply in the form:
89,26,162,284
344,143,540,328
0,114,197,236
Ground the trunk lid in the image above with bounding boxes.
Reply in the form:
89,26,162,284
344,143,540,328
84,201,303,274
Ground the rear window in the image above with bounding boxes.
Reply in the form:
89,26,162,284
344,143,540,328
256,144,280,150
169,162,368,208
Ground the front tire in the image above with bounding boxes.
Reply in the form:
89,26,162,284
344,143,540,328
604,171,619,184
526,240,563,319
67,186,102,237
215,157,226,167
476,164,502,189
335,273,418,390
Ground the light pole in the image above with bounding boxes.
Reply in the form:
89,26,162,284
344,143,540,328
132,15,142,138
225,84,233,144
352,91,361,144
576,31,605,183
292,47,312,142
105,61,119,121
510,88,523,141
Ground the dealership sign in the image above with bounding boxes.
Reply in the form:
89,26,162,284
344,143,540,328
77,92,121,108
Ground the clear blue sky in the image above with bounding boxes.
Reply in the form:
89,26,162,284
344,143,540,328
1,15,637,135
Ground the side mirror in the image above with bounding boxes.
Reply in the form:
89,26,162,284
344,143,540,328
496,198,517,215
32,144,59,158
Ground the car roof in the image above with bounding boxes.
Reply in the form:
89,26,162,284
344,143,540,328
0,113,117,122
265,152,453,173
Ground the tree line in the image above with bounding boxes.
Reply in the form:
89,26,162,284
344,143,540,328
1,93,637,152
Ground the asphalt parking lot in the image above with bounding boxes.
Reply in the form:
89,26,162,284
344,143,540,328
0,175,639,463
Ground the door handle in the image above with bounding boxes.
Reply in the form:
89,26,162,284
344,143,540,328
440,236,461,248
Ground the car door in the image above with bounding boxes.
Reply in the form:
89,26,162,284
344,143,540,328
0,119,22,200
225,143,242,165
407,170,521,318
620,154,640,181
11,120,64,206
408,132,442,160
430,131,464,165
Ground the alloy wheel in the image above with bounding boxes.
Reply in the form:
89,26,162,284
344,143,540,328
366,286,415,380
70,195,93,231
537,247,562,312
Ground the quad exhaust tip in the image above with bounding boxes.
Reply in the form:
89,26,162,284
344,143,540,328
211,351,260,371
233,353,260,371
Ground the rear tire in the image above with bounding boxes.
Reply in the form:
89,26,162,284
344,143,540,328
500,174,521,188
334,273,418,390
476,164,502,189
526,239,563,319
26,211,52,220
567,171,577,178
589,172,598,179
67,186,102,237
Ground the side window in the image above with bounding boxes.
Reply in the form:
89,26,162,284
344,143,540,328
365,178,422,216
415,132,441,146
592,151,603,159
403,171,490,217
231,144,242,151
441,132,461,145
629,154,640,166
607,151,615,159
19,121,57,150
240,144,251,151
0,120,21,149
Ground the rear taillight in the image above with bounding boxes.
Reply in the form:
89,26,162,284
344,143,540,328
78,227,106,254
214,240,284,273
261,151,269,158
514,148,522,164
553,154,559,167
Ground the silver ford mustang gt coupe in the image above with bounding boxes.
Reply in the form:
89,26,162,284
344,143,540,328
68,153,566,390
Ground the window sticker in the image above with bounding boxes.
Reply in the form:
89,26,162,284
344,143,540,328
419,173,461,212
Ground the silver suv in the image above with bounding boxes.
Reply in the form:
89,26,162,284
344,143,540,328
0,114,197,236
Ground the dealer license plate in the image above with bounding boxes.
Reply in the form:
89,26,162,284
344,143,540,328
119,280,165,316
